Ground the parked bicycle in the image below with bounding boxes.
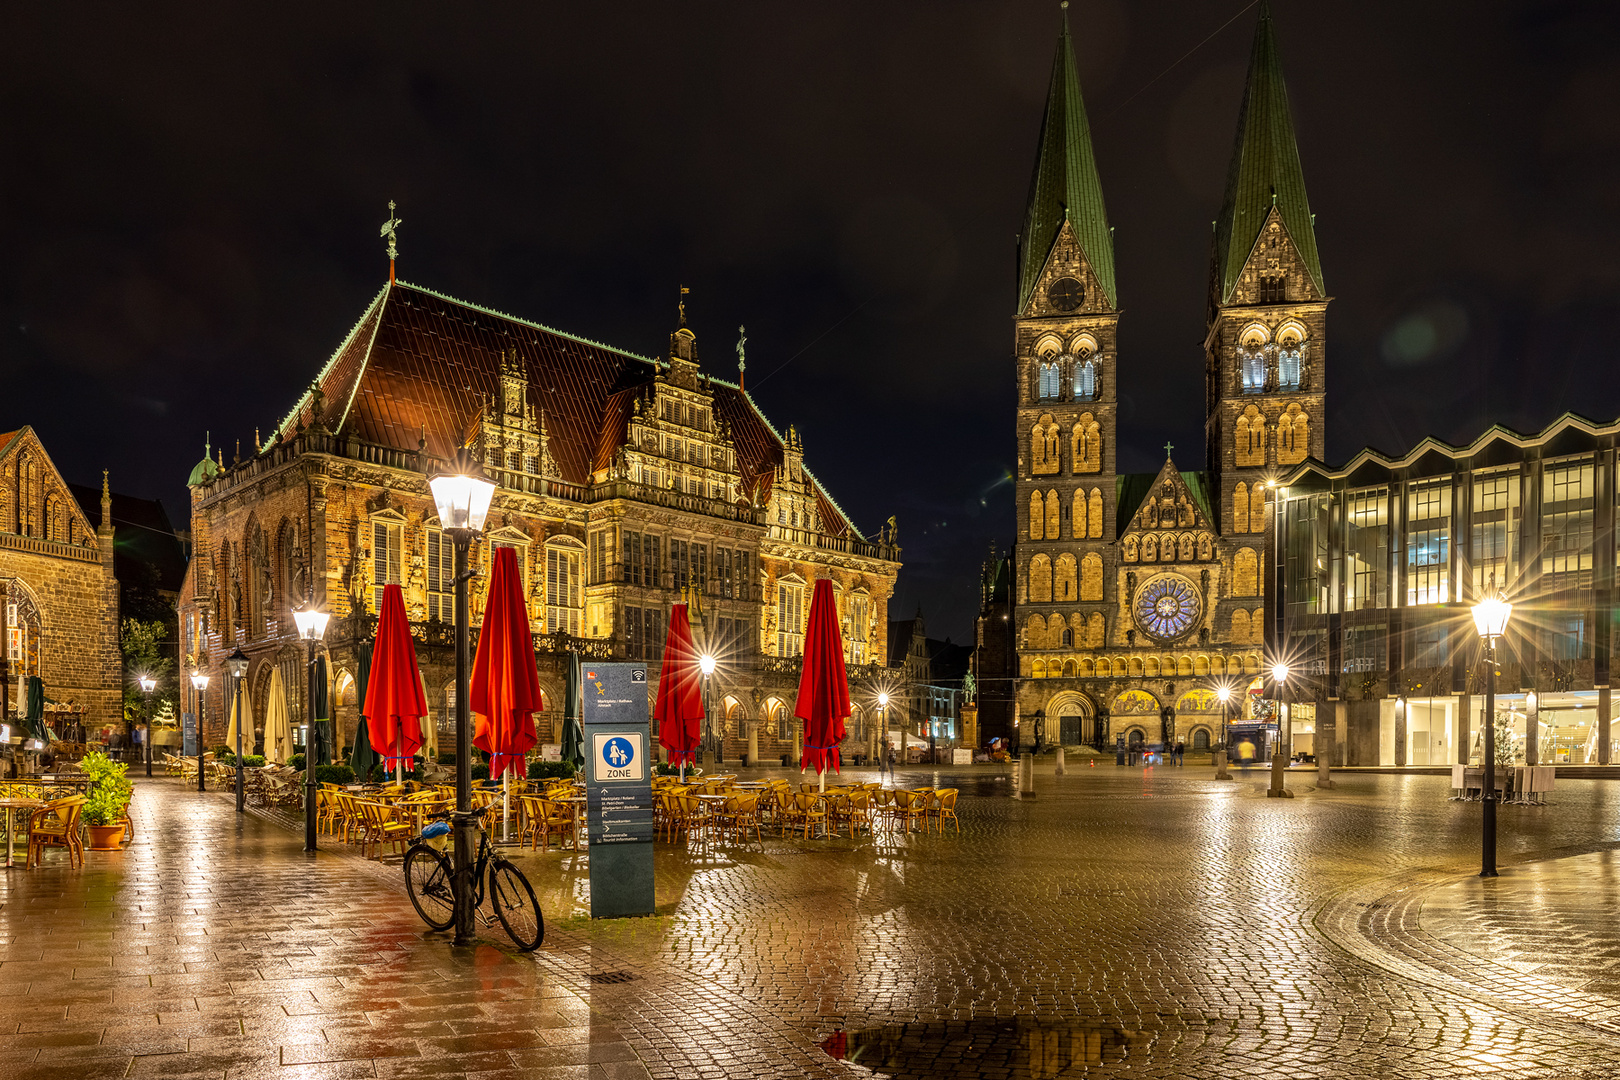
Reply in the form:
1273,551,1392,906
403,812,543,951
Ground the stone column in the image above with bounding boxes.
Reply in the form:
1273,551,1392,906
1526,694,1539,766
1600,687,1612,765
1457,692,1471,765
747,720,758,767
1394,698,1407,766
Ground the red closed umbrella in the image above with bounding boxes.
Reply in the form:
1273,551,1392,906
364,583,428,777
654,602,705,772
796,578,850,783
471,546,542,781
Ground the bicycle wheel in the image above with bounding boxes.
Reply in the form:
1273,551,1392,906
489,860,544,951
404,845,456,932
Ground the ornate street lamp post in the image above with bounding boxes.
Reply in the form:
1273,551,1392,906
1214,684,1233,780
876,691,889,779
138,675,157,776
699,653,716,764
427,446,496,946
1267,662,1291,798
1472,584,1513,877
293,604,330,852
191,671,209,792
227,647,249,812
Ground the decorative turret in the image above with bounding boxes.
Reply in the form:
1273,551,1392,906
98,469,115,569
187,434,221,487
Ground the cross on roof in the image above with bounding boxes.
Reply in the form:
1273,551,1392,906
1164,442,1174,458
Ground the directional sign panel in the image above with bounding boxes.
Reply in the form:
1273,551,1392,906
582,663,654,918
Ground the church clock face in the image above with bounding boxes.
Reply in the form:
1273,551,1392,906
1046,277,1084,312
1133,574,1202,642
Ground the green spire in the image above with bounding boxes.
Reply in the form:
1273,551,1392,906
1212,1,1323,306
1019,5,1115,312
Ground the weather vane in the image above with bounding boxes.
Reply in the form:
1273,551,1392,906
678,284,689,327
381,200,403,282
736,325,747,390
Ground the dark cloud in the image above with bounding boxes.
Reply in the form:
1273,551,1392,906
2,0,1618,639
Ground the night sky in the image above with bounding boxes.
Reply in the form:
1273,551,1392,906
3,1,1618,640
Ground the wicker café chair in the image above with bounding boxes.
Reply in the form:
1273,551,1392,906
26,795,86,869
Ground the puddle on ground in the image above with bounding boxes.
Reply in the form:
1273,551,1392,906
820,1016,1141,1077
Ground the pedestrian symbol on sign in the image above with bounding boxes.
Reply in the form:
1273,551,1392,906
606,737,633,768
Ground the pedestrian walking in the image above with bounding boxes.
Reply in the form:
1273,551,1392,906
879,736,894,777
1175,740,1185,766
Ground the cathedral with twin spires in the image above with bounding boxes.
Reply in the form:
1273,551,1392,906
987,2,1328,753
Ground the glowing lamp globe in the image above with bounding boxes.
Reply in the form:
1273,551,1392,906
226,647,249,679
190,671,210,691
1270,663,1289,683
1217,685,1232,703
428,446,496,534
1472,592,1512,641
877,691,889,708
699,654,716,676
292,607,330,641
138,675,157,693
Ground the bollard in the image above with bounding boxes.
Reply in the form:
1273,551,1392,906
1054,747,1066,775
1213,749,1231,781
1016,753,1036,797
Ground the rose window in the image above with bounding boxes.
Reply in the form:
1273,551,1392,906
1132,574,1202,642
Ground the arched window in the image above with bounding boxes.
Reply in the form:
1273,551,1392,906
1026,614,1046,649
1055,554,1077,601
1250,485,1268,533
1087,489,1103,538
1074,357,1097,401
1129,656,1145,677
1032,659,1047,678
1230,609,1251,644
1028,491,1044,540
1031,415,1060,476
1252,608,1265,644
1045,490,1061,539
1087,612,1105,648
1278,404,1309,465
544,537,583,636
1178,534,1195,561
1039,362,1061,400
1123,535,1139,561
1061,627,1074,648
1079,658,1095,677
1029,555,1052,603
1241,349,1266,393
1142,535,1157,562
1072,415,1101,474
1233,482,1250,534
1233,548,1259,597
1145,656,1161,677
1079,553,1102,602
1193,654,1210,677
1073,490,1087,539
1278,349,1301,389
1235,405,1266,467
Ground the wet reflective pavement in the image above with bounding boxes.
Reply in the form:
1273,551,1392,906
4,767,1620,1078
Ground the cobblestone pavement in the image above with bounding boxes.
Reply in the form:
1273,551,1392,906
5,767,1620,1079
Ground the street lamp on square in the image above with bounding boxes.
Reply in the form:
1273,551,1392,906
191,671,210,792
293,604,329,852
1472,583,1513,877
427,445,496,945
138,675,157,777
226,647,249,813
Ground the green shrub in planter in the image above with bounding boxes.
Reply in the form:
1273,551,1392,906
289,753,306,770
437,752,456,766
315,764,355,785
527,760,576,780
80,751,133,827
242,754,266,768
470,763,490,781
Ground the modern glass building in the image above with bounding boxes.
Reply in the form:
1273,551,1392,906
1275,413,1617,767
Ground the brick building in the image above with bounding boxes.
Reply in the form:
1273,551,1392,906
0,427,122,732
178,280,900,765
1000,5,1326,753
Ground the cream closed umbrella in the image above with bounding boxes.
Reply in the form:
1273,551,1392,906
225,682,254,754
263,666,294,764
418,673,440,763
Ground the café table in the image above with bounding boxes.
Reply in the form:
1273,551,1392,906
554,795,587,849
0,797,45,869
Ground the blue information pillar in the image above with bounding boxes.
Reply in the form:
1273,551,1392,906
583,662,655,919
182,712,198,758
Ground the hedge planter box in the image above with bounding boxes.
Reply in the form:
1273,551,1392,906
87,823,126,850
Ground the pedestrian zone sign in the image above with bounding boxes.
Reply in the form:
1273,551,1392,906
592,732,646,782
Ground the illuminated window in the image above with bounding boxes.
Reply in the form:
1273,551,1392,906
1542,459,1593,591
777,581,804,656
425,528,454,623
545,541,582,636
1074,357,1097,401
1471,468,1519,598
1405,479,1452,605
1345,488,1388,611
371,518,403,613
1039,362,1061,400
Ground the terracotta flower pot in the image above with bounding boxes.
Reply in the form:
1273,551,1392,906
86,824,126,850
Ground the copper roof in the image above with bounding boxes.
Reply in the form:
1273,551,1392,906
266,281,864,540
0,430,18,459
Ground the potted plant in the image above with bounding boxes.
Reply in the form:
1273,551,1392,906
80,750,133,849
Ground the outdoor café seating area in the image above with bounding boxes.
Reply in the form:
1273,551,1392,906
651,774,959,848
